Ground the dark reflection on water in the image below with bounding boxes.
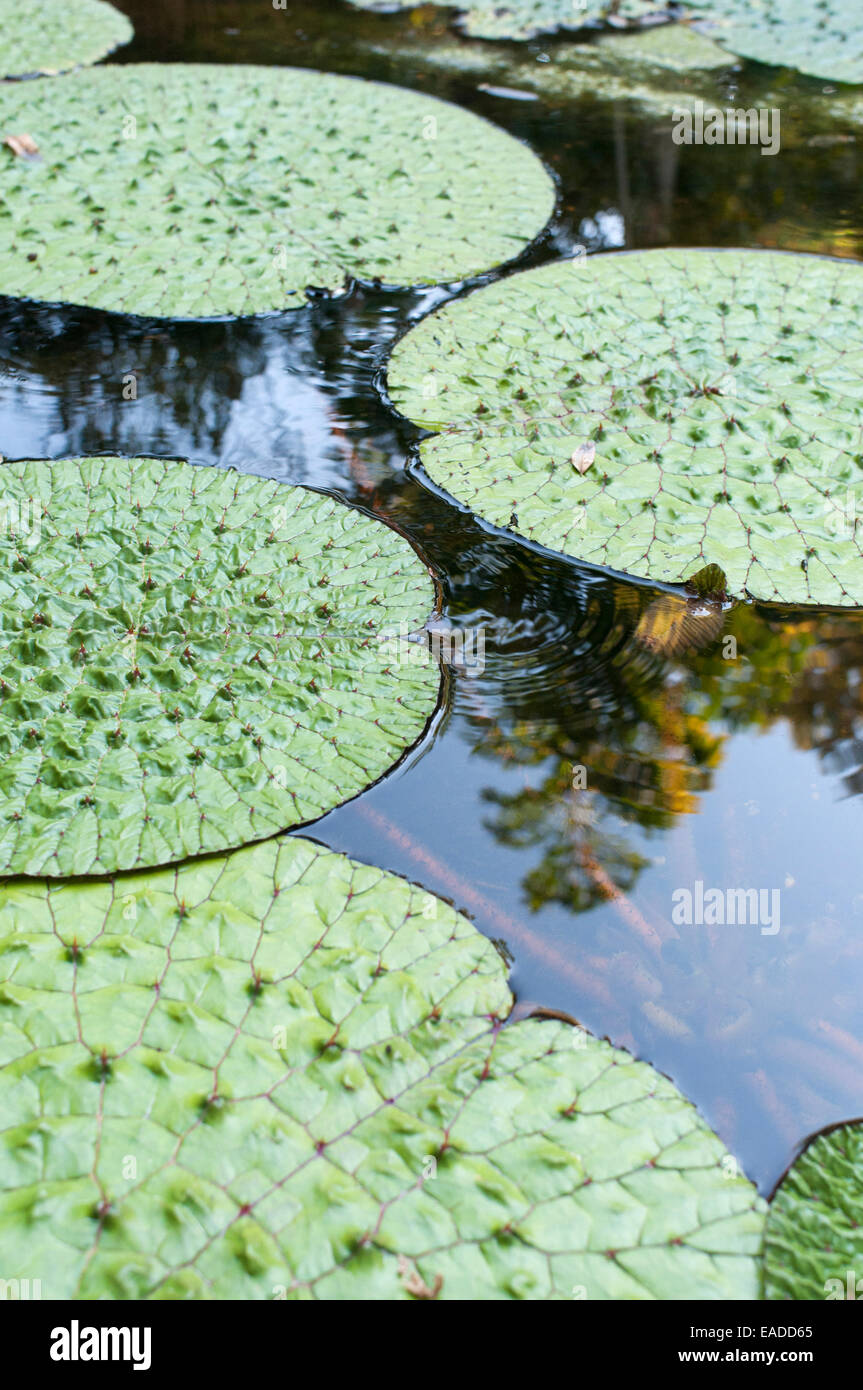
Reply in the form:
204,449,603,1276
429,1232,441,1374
2,0,863,1192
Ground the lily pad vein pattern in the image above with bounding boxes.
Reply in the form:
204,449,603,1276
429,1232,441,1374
764,1122,863,1300
387,249,863,605
0,835,766,1299
0,64,555,318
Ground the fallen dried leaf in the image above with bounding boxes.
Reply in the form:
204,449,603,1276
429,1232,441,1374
3,132,39,158
571,441,596,474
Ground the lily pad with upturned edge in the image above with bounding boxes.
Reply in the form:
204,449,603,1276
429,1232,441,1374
685,0,863,85
386,248,863,605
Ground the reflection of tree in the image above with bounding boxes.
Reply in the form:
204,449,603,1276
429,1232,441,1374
776,620,863,799
432,561,863,942
461,580,730,919
486,776,650,914
688,608,816,732
0,285,423,493
0,302,310,474
475,691,720,918
688,605,863,799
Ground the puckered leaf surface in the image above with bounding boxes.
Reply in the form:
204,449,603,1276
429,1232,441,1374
0,0,132,79
686,0,863,84
0,835,765,1299
387,249,863,605
764,1122,863,1301
0,64,554,318
0,456,438,876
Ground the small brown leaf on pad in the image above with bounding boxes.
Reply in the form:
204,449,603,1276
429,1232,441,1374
571,442,596,474
398,1254,443,1300
3,133,39,159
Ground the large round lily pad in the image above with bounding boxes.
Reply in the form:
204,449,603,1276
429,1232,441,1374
0,456,438,877
686,0,863,85
349,0,665,42
387,249,863,605
0,0,132,79
764,1122,863,1300
0,63,554,318
0,834,765,1299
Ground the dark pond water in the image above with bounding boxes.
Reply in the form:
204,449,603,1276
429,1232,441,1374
2,0,863,1193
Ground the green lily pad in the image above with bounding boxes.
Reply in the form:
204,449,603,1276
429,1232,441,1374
0,0,132,79
0,63,554,319
686,0,863,85
367,23,729,79
596,23,732,71
764,1122,863,1300
349,0,667,42
387,248,863,605
360,27,731,119
0,456,438,877
0,833,765,1299
502,32,728,111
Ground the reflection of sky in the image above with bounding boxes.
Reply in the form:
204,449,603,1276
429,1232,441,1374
578,207,626,251
218,355,348,484
0,315,358,486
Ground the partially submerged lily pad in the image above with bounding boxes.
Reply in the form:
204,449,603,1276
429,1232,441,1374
361,28,730,118
0,0,132,79
0,834,765,1299
764,1122,863,1300
387,249,863,605
361,26,863,127
0,64,554,318
596,22,732,71
349,0,668,42
504,44,719,115
634,564,728,656
0,456,438,876
686,0,863,85
685,561,728,601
